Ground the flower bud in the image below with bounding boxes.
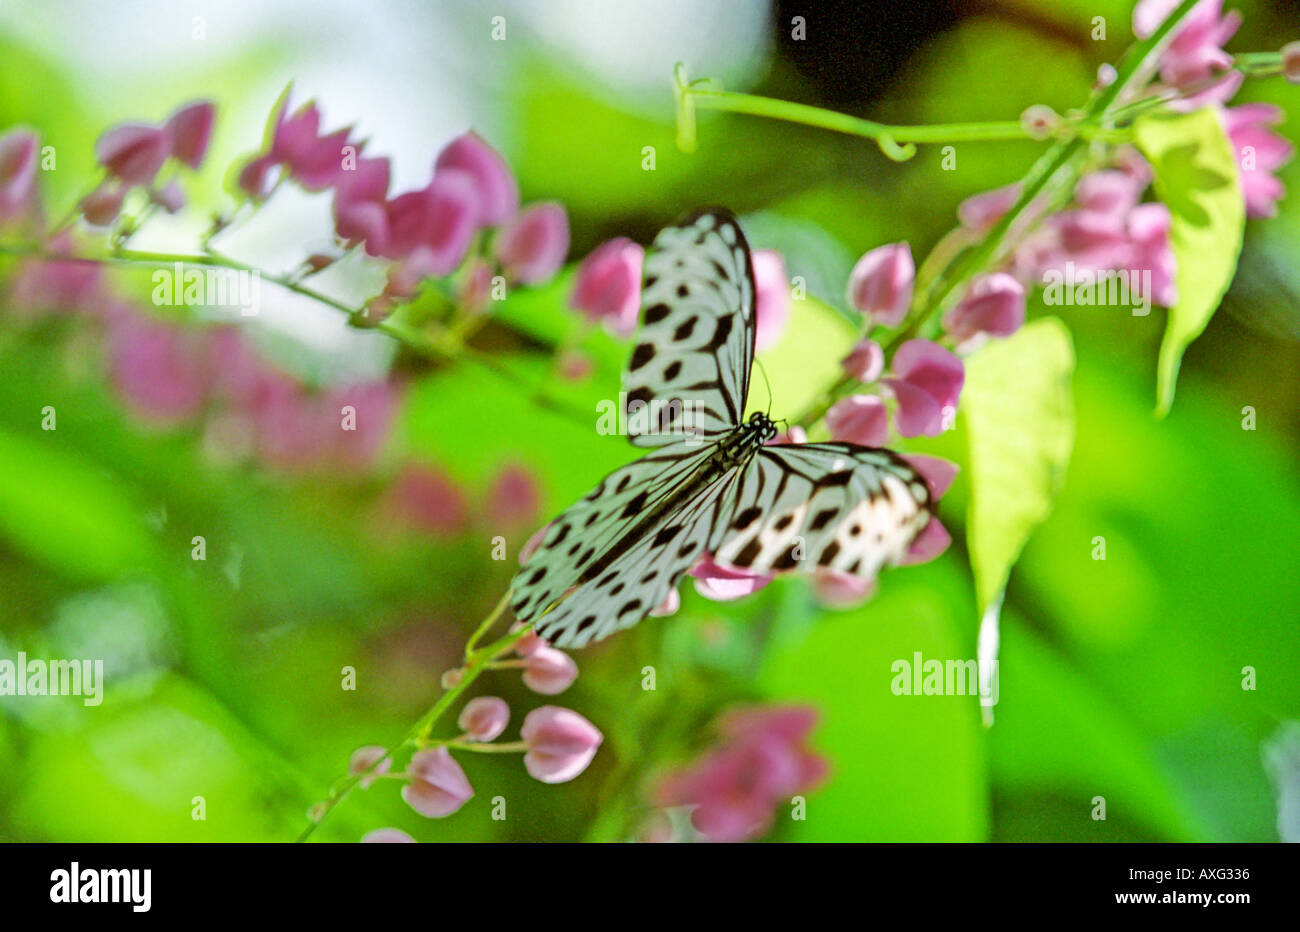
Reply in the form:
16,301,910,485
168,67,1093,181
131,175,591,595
825,395,889,447
570,237,644,336
882,339,964,438
1019,104,1058,140
401,747,474,817
81,184,125,227
434,131,519,227
458,696,510,742
840,338,884,383
495,202,569,284
941,272,1025,343
165,101,215,169
521,706,603,784
96,123,170,187
522,645,579,695
348,745,392,788
846,242,913,327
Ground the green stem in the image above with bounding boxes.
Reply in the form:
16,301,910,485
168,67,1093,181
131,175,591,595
296,612,532,842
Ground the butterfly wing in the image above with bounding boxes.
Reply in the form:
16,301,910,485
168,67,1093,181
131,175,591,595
511,440,744,648
712,442,933,580
624,209,756,446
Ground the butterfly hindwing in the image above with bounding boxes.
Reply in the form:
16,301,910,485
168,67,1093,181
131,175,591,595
624,209,755,446
713,442,933,580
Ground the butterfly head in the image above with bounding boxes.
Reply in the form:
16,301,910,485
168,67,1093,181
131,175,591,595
748,411,778,444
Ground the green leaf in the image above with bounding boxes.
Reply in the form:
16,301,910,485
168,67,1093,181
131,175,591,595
1133,108,1245,417
962,317,1075,612
749,293,857,424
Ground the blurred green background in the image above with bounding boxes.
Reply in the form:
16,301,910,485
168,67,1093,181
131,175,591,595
1,0,1297,842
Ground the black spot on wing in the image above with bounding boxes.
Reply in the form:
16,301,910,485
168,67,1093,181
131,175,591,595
644,302,669,324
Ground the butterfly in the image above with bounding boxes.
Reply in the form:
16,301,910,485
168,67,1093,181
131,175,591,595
510,208,934,648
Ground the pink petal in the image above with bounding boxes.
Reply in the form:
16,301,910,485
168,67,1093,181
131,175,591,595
690,555,773,600
165,101,215,169
901,517,952,565
825,395,889,447
434,131,519,227
495,202,570,285
846,242,913,326
751,249,791,351
96,124,170,187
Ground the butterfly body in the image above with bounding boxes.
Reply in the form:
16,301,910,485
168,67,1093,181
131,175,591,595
511,210,934,648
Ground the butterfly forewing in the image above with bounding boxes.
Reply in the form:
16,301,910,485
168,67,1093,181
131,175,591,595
623,210,755,446
714,443,933,579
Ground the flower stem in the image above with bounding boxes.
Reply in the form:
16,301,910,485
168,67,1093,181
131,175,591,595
296,608,532,842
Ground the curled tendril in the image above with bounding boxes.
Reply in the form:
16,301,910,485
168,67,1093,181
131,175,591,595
876,133,917,162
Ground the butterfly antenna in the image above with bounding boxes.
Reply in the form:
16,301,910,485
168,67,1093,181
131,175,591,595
755,357,774,416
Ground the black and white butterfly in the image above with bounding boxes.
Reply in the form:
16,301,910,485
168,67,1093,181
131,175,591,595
511,209,934,648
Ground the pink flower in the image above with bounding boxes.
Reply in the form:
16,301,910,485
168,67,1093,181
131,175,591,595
1224,103,1293,218
329,381,398,471
690,555,772,601
1134,0,1241,91
846,242,913,327
495,202,569,285
458,696,510,742
9,233,103,316
522,645,578,695
434,131,519,227
752,249,791,351
0,128,39,224
361,828,415,843
333,157,392,252
1075,170,1142,217
1049,210,1132,271
1127,203,1179,307
652,704,828,843
270,99,356,191
942,272,1025,343
899,453,959,566
883,339,964,438
570,237,644,336
107,317,210,424
649,588,681,617
510,620,548,657
387,464,469,535
165,101,215,170
813,570,876,608
521,706,603,784
841,338,884,383
401,748,474,818
826,395,889,447
80,184,125,227
348,745,392,788
380,169,479,272
485,463,541,531
957,182,1021,232
236,154,278,201
151,180,185,213
96,123,170,187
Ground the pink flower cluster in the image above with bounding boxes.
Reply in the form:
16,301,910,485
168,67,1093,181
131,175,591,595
351,683,602,834
237,95,569,313
1133,0,1292,216
570,236,791,349
383,461,542,537
649,705,829,842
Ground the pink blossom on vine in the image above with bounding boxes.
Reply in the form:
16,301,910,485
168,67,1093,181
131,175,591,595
841,338,884,383
521,645,578,695
649,587,681,617
332,156,391,250
957,182,1020,233
386,464,469,535
268,98,356,191
942,272,1025,343
1127,203,1179,306
1134,0,1241,94
106,316,210,423
1224,103,1293,218
846,241,913,326
813,570,877,608
348,745,392,788
10,234,103,316
898,454,958,565
521,706,603,783
165,101,215,170
361,828,415,843
485,463,541,531
494,202,570,284
434,131,519,227
401,747,474,817
458,696,510,742
80,184,125,228
510,621,547,657
331,381,399,470
652,704,828,843
883,339,964,438
236,154,277,201
95,123,169,187
826,394,889,447
1074,170,1142,218
690,555,772,601
570,237,644,335
752,248,790,351
0,128,39,224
